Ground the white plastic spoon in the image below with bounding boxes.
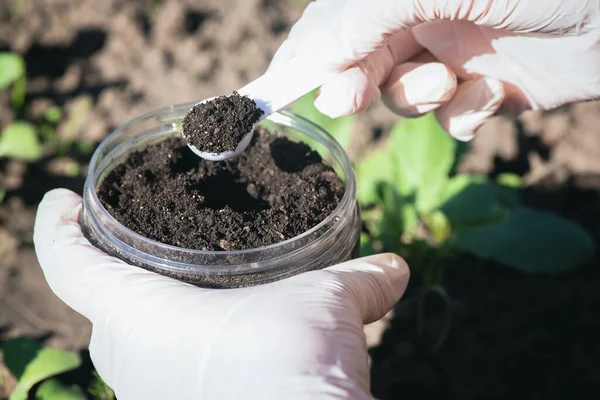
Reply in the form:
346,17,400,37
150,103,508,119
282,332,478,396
183,63,332,161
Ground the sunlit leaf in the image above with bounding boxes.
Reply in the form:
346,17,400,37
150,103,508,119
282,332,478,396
43,105,63,125
0,52,25,90
0,122,42,161
423,210,451,243
496,172,521,188
452,207,595,273
387,113,456,212
290,89,357,150
4,337,81,400
440,174,487,203
354,148,395,205
35,379,86,400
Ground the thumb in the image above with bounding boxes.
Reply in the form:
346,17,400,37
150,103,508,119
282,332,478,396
33,188,175,321
324,253,410,324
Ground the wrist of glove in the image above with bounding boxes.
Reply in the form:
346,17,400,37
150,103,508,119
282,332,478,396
33,188,410,400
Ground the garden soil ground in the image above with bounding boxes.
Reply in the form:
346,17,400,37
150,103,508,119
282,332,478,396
1,1,600,398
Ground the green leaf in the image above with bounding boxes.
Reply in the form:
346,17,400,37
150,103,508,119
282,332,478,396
359,232,377,257
43,106,63,125
0,53,25,90
440,174,487,203
452,207,596,274
376,182,419,245
11,74,26,110
496,172,521,189
354,148,395,205
0,122,42,161
88,370,115,400
74,139,95,156
439,176,521,224
3,337,42,380
388,113,456,212
35,379,86,400
423,210,451,243
290,89,357,150
4,338,81,400
0,186,5,204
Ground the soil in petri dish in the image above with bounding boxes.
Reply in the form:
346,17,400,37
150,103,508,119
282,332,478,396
97,128,344,251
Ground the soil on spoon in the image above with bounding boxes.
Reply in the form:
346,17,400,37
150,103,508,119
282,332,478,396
97,128,345,251
181,92,264,153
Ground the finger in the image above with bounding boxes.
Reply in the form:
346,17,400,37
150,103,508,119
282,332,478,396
313,66,379,118
33,189,174,321
325,253,410,324
313,30,423,118
382,61,457,117
434,76,505,141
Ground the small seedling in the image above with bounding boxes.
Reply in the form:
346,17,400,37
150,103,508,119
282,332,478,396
0,52,26,111
2,337,82,400
0,122,42,161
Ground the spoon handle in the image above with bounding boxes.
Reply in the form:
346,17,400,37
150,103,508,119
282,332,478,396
238,62,335,118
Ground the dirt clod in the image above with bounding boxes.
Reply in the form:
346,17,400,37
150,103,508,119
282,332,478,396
181,92,264,153
97,128,344,251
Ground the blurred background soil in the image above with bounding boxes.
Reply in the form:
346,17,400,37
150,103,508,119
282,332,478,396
1,1,599,398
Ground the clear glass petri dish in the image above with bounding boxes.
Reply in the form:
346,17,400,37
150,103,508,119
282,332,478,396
81,102,361,288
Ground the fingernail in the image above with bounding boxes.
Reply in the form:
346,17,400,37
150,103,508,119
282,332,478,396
437,77,504,141
314,68,368,118
400,63,456,106
314,83,356,119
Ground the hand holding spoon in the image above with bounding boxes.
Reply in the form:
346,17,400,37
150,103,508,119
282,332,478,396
181,63,331,161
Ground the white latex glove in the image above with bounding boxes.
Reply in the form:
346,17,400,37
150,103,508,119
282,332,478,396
271,0,600,140
33,189,410,400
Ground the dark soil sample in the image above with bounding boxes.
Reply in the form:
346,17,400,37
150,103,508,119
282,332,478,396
181,92,264,153
97,128,344,251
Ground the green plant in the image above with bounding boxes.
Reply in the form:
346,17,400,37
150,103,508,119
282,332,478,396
0,52,26,111
3,337,82,400
355,112,595,275
2,337,115,400
291,92,595,351
87,371,115,400
0,52,44,169
0,52,95,206
0,52,40,164
0,122,42,161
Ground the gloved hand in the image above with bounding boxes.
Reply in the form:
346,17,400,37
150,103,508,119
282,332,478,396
33,189,410,400
270,0,600,140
